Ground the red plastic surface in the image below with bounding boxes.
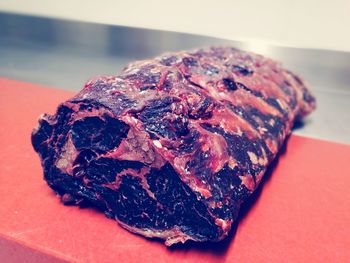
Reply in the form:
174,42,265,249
0,78,349,262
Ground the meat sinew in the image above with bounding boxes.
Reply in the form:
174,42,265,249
32,47,316,246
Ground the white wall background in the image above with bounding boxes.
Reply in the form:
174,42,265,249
1,0,349,52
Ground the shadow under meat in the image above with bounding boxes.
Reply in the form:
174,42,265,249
167,135,290,256
292,119,305,131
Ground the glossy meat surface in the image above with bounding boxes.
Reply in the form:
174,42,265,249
32,47,315,245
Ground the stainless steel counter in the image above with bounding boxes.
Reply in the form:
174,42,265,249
1,12,349,144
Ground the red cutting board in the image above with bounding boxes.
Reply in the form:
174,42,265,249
0,78,349,263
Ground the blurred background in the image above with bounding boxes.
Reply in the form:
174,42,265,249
0,0,349,143
1,0,350,51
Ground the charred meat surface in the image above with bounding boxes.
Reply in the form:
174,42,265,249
32,46,316,246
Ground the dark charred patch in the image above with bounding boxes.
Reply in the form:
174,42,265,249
147,163,221,240
86,158,144,184
70,99,108,112
188,96,214,119
138,97,189,139
73,149,97,165
223,78,238,91
140,85,157,91
280,82,297,109
185,77,204,89
52,105,75,150
71,114,129,153
228,105,285,139
74,149,98,165
289,94,297,109
39,105,75,174
72,149,98,178
46,167,106,211
32,118,53,159
201,124,263,179
75,95,134,117
107,175,166,229
214,164,242,190
210,204,235,220
209,164,243,219
182,57,198,67
185,149,212,181
178,129,201,153
231,82,287,116
232,65,253,76
260,139,273,161
232,83,288,116
161,78,173,91
159,73,175,91
265,98,286,115
210,168,251,219
228,105,259,129
213,164,251,201
249,108,285,138
234,184,251,200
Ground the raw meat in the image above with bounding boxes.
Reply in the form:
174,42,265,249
32,46,316,246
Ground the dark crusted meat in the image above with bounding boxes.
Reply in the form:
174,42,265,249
32,46,316,246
